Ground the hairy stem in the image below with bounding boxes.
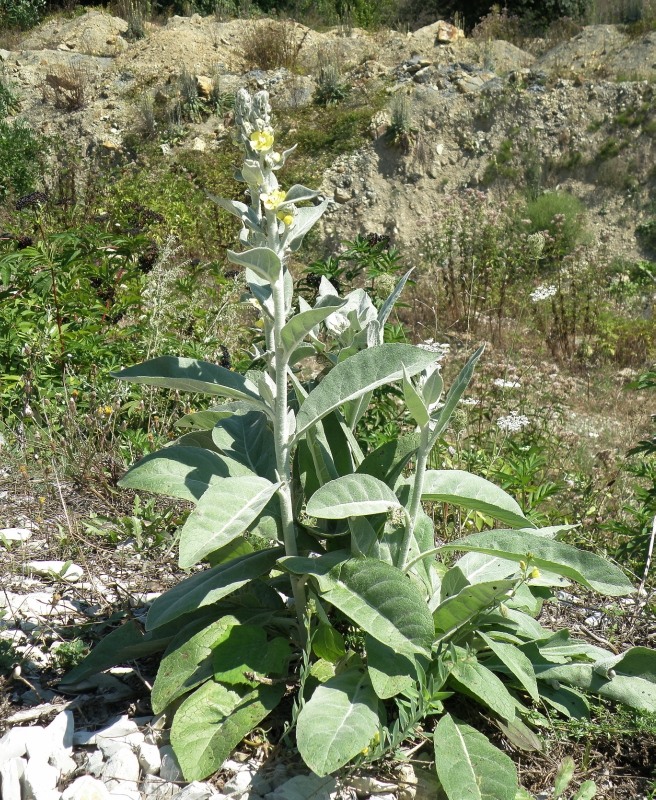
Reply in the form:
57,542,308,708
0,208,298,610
399,423,431,572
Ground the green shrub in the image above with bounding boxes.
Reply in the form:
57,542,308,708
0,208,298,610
0,0,45,30
0,74,19,120
524,191,587,255
0,120,47,200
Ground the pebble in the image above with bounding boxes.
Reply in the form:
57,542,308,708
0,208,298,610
101,746,140,790
0,757,26,800
159,745,183,783
142,775,176,800
171,782,217,800
0,527,33,543
62,776,112,800
22,560,84,582
137,741,162,775
22,758,60,800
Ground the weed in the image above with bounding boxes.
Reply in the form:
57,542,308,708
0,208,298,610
0,71,19,120
44,64,90,112
52,638,89,671
386,91,416,152
314,63,350,106
0,0,45,30
595,136,628,162
0,119,47,200
524,190,587,256
243,19,308,71
114,0,149,40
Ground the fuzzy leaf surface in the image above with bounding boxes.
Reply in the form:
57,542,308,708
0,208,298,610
430,345,484,437
151,616,239,714
280,296,347,356
296,668,380,776
439,530,634,596
113,356,260,402
293,344,438,443
450,656,518,721
480,632,540,702
227,246,281,282
147,547,283,629
307,474,401,519
212,410,276,481
365,634,416,699
282,554,433,657
433,714,518,800
171,679,284,780
434,580,516,638
118,446,253,503
178,477,279,568
421,470,533,529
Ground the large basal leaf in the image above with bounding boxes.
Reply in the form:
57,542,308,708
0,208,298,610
151,616,239,714
296,668,380,776
479,632,539,702
60,619,178,686
112,356,260,402
434,714,518,800
439,530,634,597
212,410,276,481
178,476,279,568
171,678,285,781
212,624,290,686
449,655,518,722
534,646,656,712
365,634,416,699
281,554,434,658
306,474,401,520
538,682,590,719
227,246,281,282
293,344,438,443
147,547,283,629
118,446,253,503
421,470,534,530
281,296,347,356
434,581,516,639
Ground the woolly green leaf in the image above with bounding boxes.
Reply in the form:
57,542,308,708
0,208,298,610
480,633,539,702
450,655,518,721
356,432,420,487
118,446,253,503
439,530,634,597
434,714,518,800
178,477,279,568
288,199,330,252
296,668,380,776
212,410,276,481
171,679,284,781
421,470,534,529
403,366,429,427
147,547,283,629
112,356,260,402
365,634,415,699
281,296,347,356
307,474,401,519
151,616,239,714
434,581,516,638
227,246,281,282
431,344,484,437
294,344,438,443
282,554,434,657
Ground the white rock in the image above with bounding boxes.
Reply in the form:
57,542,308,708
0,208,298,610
265,774,337,800
142,775,176,800
22,758,59,800
223,766,255,795
23,725,52,760
46,710,75,752
0,527,33,544
170,782,216,800
191,137,206,152
159,746,182,783
108,786,141,800
349,774,397,796
86,749,105,777
22,560,84,582
0,757,26,800
0,728,31,763
76,716,139,746
50,747,78,777
137,742,161,775
97,733,143,759
62,775,112,800
102,747,140,789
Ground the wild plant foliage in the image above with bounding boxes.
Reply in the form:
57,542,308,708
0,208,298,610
65,89,656,797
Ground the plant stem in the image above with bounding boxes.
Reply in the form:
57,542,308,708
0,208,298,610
399,423,431,572
271,267,307,626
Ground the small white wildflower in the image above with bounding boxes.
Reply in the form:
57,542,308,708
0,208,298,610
461,397,478,406
530,284,557,303
496,411,530,433
493,378,521,389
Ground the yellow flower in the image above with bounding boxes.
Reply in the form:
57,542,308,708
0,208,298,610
519,560,527,571
530,567,541,580
250,130,274,152
262,189,286,211
277,210,295,227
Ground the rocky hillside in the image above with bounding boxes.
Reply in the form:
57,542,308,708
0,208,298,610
2,10,656,263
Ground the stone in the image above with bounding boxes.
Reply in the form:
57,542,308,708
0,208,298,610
62,776,112,800
264,774,337,800
191,137,206,152
434,20,464,43
0,757,26,800
137,741,161,775
334,187,352,204
22,560,84,582
108,786,141,800
171,782,215,800
50,747,78,777
223,766,256,796
159,745,183,783
142,775,176,800
8,725,48,762
0,527,33,544
46,709,74,752
196,75,213,98
86,749,105,777
101,747,140,790
348,774,397,796
0,728,31,764
97,732,144,759
22,758,59,800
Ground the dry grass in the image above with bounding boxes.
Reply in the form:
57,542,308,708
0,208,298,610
242,19,309,71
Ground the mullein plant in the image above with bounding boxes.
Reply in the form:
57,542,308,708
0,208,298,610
64,90,656,798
